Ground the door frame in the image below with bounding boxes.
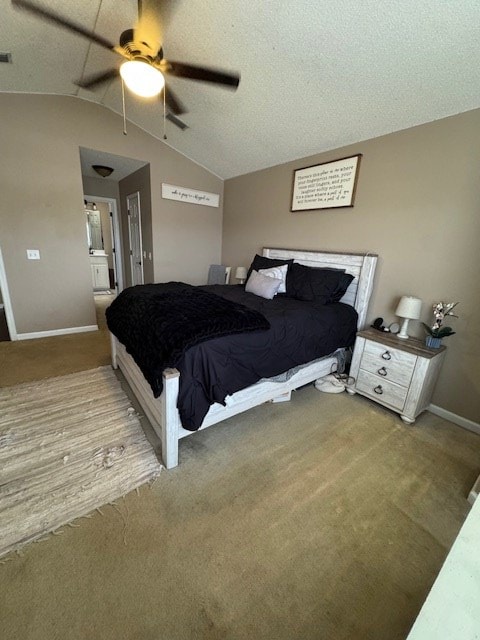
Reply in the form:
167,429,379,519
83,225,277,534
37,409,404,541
85,194,124,293
0,245,18,340
127,191,144,286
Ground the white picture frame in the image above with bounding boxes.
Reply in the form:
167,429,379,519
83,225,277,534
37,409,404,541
161,183,220,208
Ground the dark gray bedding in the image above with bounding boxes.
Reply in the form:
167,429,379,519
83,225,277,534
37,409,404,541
106,281,270,396
108,283,358,431
179,285,357,428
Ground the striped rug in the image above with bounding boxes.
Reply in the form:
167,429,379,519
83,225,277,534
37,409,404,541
0,366,162,558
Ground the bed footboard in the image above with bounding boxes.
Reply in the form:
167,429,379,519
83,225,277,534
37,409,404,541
112,335,338,469
113,337,181,468
161,369,182,468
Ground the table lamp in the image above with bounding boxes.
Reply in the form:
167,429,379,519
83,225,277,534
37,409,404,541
395,296,422,339
235,267,247,284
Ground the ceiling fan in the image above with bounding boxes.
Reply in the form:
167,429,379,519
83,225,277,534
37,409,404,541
11,0,241,131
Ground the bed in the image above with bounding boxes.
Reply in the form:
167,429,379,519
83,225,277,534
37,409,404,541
109,248,378,468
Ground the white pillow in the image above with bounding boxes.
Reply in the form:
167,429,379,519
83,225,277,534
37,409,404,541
245,270,282,299
259,264,288,293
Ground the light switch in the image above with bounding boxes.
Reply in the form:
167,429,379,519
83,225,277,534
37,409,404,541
26,249,40,260
148,252,152,260
143,251,146,258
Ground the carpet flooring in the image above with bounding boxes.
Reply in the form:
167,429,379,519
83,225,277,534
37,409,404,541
0,296,479,640
0,295,111,387
0,367,162,558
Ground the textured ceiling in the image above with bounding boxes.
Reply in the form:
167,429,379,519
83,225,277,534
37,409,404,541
2,1,480,179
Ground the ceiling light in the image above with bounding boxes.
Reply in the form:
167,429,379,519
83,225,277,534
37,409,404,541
120,60,165,98
92,165,114,178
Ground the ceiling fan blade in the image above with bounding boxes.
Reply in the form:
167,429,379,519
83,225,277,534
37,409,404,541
166,112,189,131
11,0,117,52
162,85,187,115
75,69,118,90
164,61,240,89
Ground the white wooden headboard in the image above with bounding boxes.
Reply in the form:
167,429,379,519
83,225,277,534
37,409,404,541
262,248,378,329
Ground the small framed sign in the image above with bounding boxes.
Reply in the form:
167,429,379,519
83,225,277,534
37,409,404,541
161,183,220,208
291,154,362,212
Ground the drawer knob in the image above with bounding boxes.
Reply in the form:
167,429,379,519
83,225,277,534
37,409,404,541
378,367,388,377
374,385,383,395
381,351,392,361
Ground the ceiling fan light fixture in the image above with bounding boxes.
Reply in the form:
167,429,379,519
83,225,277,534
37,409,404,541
120,60,165,98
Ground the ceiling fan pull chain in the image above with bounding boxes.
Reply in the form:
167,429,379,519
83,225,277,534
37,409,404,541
163,87,167,140
121,78,127,136
11,0,240,135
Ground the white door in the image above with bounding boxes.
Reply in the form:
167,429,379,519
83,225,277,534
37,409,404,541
0,246,16,340
127,192,144,286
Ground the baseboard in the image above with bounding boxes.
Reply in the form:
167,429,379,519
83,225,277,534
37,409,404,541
17,325,98,340
468,475,480,506
428,404,480,436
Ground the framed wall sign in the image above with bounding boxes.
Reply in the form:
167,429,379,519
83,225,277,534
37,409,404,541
291,154,362,212
161,183,220,208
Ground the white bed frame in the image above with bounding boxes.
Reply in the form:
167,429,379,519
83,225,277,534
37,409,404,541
111,248,378,469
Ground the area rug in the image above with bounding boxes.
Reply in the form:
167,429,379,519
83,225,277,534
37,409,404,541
0,366,162,558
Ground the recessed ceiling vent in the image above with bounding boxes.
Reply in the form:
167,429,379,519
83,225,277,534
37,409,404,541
0,52,12,64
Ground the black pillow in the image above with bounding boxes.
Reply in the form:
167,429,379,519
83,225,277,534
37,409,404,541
286,263,354,304
330,272,355,302
246,254,294,281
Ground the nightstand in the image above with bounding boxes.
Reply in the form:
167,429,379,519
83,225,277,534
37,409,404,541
347,328,446,424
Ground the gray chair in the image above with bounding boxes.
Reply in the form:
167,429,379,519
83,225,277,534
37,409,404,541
207,264,231,285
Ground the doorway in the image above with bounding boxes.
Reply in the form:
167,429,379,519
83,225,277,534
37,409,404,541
79,146,152,292
0,245,17,341
84,195,124,293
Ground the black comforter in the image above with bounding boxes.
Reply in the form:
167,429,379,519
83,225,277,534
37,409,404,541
107,283,358,431
106,281,270,396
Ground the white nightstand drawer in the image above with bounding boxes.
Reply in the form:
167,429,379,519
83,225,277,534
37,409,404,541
362,340,416,387
356,370,407,411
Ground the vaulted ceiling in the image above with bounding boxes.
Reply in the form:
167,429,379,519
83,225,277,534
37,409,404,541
2,1,480,179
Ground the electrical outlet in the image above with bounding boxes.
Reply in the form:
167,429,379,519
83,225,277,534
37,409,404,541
26,249,40,260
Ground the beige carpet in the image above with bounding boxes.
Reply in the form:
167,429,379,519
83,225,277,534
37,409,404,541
0,299,479,639
0,388,478,640
0,366,162,558
0,294,112,388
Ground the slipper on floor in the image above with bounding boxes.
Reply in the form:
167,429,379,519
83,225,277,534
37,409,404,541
314,374,346,394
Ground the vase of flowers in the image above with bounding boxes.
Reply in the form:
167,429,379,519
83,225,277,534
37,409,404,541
422,302,459,348
425,335,443,348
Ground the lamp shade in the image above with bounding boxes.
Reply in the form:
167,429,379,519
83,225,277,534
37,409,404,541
92,165,114,178
235,267,247,280
395,296,422,320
